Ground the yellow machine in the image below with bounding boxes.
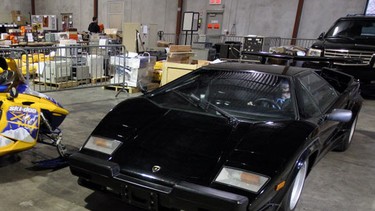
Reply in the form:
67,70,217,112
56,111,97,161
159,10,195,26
0,57,69,157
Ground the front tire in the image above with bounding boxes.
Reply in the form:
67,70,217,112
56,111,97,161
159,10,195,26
280,160,308,211
335,114,358,152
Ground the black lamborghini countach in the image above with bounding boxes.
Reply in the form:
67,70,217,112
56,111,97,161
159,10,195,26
69,60,362,211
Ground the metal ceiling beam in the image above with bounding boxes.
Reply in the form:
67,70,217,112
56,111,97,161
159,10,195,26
94,0,98,17
31,0,35,15
176,0,183,44
291,0,304,45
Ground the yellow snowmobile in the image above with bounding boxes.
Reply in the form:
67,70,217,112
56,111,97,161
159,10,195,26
0,57,69,158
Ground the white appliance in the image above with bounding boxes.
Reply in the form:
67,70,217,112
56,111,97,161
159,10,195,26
85,55,104,78
109,55,155,87
72,66,90,80
39,60,72,83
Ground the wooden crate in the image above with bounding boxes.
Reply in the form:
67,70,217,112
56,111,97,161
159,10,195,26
160,62,199,86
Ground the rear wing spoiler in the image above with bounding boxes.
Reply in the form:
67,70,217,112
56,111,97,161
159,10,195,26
241,51,362,68
241,52,359,92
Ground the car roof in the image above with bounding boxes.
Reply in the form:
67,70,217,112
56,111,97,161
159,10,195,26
201,62,309,77
339,15,375,20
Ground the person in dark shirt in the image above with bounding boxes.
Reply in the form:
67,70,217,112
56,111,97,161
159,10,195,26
88,16,100,33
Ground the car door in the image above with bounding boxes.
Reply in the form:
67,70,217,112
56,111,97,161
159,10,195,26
296,72,340,154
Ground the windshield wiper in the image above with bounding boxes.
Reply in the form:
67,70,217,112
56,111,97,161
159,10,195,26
172,90,239,127
202,98,239,128
171,90,206,110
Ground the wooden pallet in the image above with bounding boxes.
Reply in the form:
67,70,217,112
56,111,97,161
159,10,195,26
33,79,90,89
103,83,160,94
72,78,91,85
33,80,79,89
102,85,140,94
91,76,110,84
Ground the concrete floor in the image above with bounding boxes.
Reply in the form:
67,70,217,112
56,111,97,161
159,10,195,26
0,87,374,211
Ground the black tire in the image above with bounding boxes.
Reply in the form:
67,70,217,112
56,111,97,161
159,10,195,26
334,114,358,152
280,160,308,211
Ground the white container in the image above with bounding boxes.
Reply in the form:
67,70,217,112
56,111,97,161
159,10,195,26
85,55,104,78
39,60,72,83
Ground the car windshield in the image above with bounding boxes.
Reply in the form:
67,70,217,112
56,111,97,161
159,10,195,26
326,19,375,39
149,69,296,121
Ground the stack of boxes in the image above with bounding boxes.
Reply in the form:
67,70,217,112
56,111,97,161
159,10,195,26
109,55,156,87
167,45,195,64
160,45,210,86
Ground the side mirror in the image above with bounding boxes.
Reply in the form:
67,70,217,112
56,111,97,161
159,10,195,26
326,109,352,122
318,32,325,40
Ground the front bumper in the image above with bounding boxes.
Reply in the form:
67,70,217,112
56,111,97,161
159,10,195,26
69,153,256,211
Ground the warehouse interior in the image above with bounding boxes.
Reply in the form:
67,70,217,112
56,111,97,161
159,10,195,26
0,0,369,39
0,0,375,211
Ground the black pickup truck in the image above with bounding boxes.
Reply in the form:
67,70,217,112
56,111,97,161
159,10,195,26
307,15,375,97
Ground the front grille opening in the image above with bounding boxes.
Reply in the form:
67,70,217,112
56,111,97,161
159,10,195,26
324,49,373,64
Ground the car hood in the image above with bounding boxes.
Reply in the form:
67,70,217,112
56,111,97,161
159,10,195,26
312,39,375,51
91,97,315,187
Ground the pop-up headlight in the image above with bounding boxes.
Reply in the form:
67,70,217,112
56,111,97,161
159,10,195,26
215,166,269,193
83,136,122,155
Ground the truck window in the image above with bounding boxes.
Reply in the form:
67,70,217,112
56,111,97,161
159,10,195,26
361,23,375,36
327,20,375,38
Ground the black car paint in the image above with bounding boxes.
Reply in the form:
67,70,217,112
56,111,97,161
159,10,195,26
312,39,375,49
88,97,315,185
310,16,375,96
311,40,375,80
73,100,316,210
69,63,362,211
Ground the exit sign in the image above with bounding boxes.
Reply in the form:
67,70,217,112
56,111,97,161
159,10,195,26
209,0,221,4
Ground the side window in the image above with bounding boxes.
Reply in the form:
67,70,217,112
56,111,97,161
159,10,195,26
298,73,338,112
361,23,375,36
296,81,321,118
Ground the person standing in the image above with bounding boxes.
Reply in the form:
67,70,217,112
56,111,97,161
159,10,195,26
88,16,100,33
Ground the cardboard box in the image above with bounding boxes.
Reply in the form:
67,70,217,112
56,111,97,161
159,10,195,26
104,28,118,35
167,52,195,64
169,45,192,52
157,41,172,47
104,28,118,39
192,60,210,68
161,62,198,86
